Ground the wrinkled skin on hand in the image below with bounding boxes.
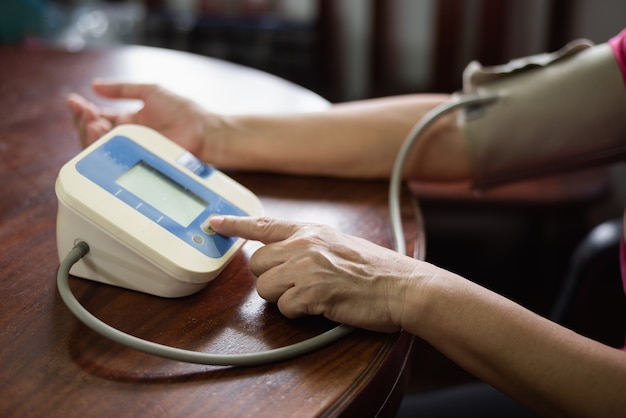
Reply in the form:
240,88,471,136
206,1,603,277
210,215,426,333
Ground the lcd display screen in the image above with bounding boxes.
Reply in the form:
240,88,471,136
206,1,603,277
116,161,208,227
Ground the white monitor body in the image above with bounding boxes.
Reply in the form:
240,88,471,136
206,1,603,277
56,124,263,297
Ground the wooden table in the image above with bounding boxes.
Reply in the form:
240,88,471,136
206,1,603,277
0,46,419,417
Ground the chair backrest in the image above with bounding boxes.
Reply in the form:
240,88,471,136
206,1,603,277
550,218,625,348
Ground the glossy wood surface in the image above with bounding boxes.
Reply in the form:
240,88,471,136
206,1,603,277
0,46,418,417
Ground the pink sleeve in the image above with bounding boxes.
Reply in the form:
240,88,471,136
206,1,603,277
609,29,626,85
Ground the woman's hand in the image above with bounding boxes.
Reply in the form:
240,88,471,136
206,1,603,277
66,81,225,161
209,215,426,333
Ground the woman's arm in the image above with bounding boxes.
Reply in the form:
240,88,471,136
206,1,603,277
68,82,469,181
406,267,626,418
217,94,469,180
209,215,626,418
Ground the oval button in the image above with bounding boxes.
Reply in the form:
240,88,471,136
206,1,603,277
192,234,205,245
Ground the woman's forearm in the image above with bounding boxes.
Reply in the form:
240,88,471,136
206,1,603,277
213,94,471,181
403,268,626,417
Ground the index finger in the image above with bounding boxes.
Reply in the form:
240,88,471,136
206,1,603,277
209,216,300,244
91,80,160,101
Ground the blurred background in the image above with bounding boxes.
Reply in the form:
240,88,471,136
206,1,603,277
3,0,626,103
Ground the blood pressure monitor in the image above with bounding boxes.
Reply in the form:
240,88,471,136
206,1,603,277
56,124,357,366
56,124,263,297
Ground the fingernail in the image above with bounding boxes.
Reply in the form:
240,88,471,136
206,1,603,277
208,215,225,229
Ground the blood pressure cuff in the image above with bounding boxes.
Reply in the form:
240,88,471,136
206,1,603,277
456,39,626,191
